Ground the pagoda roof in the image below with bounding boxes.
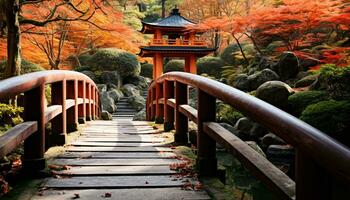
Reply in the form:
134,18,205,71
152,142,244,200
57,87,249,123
141,8,197,33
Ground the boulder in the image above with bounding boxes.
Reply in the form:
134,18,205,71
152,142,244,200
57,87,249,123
266,144,294,166
81,70,97,82
233,117,254,140
100,71,122,89
124,76,149,90
247,69,280,90
127,95,146,111
108,89,124,102
219,123,239,136
261,133,286,149
188,121,198,145
234,74,250,91
256,56,273,71
256,81,293,109
294,74,318,88
122,84,141,97
249,123,268,140
273,51,299,81
101,111,113,120
97,84,107,92
100,91,117,113
133,108,146,121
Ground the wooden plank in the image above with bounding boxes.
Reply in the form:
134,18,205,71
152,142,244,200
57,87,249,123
69,141,164,147
75,137,165,143
57,152,176,159
0,121,37,157
44,176,197,188
49,158,183,166
65,99,75,109
204,122,295,200
52,166,176,175
66,146,173,152
80,130,163,134
44,105,62,123
179,104,198,123
32,188,210,200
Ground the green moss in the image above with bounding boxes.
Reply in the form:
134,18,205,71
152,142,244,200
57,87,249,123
0,104,23,135
217,104,244,126
319,65,350,100
197,56,225,78
300,100,350,146
164,59,184,73
288,90,329,116
0,60,44,79
140,63,153,78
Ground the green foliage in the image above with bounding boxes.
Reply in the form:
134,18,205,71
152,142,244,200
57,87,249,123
197,56,225,78
288,90,329,116
140,63,153,78
74,65,92,72
78,54,92,67
0,60,45,79
217,103,244,126
123,8,145,30
300,100,350,146
220,43,256,66
319,65,350,100
0,104,23,135
88,48,141,78
164,59,184,73
221,65,243,86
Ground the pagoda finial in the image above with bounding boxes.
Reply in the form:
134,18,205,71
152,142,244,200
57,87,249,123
171,6,180,15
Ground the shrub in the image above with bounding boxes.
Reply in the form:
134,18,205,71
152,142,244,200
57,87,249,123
217,103,244,126
140,63,153,78
0,104,23,135
78,54,92,66
74,65,92,72
319,65,350,100
288,90,329,116
220,43,256,66
164,59,184,73
88,48,141,78
300,100,350,146
0,60,44,78
197,56,225,78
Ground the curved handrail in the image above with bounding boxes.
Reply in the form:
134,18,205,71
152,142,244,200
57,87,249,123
147,72,350,199
0,70,100,171
0,70,96,99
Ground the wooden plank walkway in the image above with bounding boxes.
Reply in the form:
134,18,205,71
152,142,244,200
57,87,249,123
33,117,210,200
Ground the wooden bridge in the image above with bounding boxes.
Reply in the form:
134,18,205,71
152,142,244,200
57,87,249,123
0,71,349,199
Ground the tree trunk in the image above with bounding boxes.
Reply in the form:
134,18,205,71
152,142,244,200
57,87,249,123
161,0,166,18
4,0,21,78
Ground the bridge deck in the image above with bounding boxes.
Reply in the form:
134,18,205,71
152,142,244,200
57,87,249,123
33,117,210,200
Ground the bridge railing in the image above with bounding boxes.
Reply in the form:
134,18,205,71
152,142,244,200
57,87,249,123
0,70,101,172
146,72,350,200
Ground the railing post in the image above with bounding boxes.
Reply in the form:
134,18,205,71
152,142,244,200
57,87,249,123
23,83,46,172
66,80,78,132
78,80,86,124
86,83,92,121
175,81,188,143
163,80,174,131
296,149,332,200
150,87,156,121
155,82,164,124
197,89,217,177
91,86,96,120
51,80,67,145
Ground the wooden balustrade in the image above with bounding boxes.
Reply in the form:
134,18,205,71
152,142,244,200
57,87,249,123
0,70,100,172
146,72,350,200
149,38,207,47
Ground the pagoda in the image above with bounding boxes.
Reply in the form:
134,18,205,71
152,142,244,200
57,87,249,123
139,7,215,79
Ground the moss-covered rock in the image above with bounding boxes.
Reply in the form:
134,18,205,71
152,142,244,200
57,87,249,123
140,63,153,78
288,90,329,116
217,104,244,126
300,100,350,146
220,43,256,66
319,65,350,100
164,59,184,73
197,56,225,78
88,48,141,78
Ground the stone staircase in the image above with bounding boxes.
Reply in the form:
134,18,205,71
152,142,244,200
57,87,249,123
112,89,148,119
